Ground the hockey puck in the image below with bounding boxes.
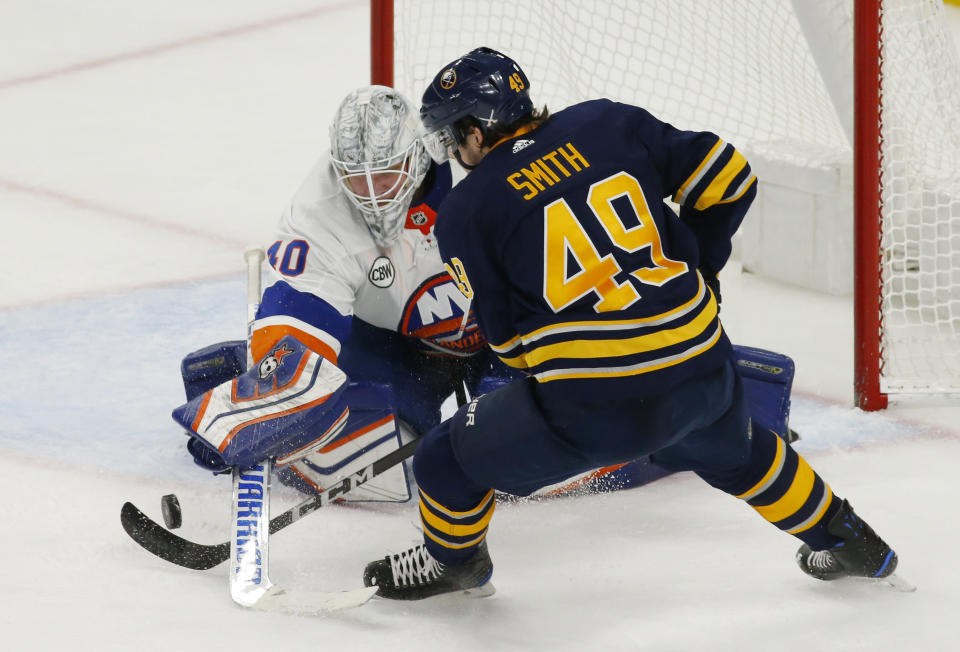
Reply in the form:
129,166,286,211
161,494,182,530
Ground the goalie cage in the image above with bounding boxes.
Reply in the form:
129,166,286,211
370,0,960,410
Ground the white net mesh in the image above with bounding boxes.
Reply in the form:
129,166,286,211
391,0,960,395
878,0,960,393
394,0,850,171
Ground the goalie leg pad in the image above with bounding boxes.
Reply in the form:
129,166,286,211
275,382,413,502
733,344,795,439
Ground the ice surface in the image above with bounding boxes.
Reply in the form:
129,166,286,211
1,2,958,650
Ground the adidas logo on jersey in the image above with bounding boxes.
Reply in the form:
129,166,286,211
512,139,535,153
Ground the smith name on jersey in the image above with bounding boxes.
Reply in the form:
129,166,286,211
251,155,484,362
436,99,757,399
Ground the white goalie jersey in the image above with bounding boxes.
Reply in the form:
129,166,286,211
251,155,484,364
249,154,481,503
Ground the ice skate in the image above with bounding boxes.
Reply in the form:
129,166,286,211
796,499,901,584
363,541,495,600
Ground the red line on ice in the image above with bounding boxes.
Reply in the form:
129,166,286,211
0,176,247,248
0,2,359,91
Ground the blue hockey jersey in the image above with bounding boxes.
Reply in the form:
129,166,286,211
435,99,756,399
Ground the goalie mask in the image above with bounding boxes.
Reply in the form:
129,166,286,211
330,86,430,247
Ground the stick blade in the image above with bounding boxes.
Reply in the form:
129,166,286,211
120,501,229,571
252,585,378,614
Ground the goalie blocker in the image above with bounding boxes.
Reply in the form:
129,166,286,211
173,335,350,470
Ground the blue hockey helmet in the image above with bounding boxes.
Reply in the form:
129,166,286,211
420,47,533,161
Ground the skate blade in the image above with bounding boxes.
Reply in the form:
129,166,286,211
849,573,916,593
460,582,496,598
421,582,496,601
879,573,916,593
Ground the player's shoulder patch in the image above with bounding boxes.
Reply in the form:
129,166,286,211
404,202,437,236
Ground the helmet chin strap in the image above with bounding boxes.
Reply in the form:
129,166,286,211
453,149,477,171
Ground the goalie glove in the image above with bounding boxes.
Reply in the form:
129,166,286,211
172,334,349,471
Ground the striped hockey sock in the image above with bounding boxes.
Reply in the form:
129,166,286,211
701,425,841,550
419,488,496,564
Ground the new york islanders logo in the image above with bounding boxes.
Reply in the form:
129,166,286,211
399,273,486,355
257,343,293,379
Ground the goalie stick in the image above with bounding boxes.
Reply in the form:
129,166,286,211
120,435,420,571
231,245,270,608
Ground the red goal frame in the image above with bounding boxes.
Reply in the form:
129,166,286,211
853,0,886,411
370,0,394,88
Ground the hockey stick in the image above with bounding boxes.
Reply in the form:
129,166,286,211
230,246,272,607
120,435,420,571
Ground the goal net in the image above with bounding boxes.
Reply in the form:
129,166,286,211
871,1,960,401
377,0,960,406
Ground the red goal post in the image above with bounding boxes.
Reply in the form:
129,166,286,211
852,1,960,409
370,0,393,89
854,1,885,410
372,0,960,411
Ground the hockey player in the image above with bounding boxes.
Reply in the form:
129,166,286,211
176,85,521,500
174,84,797,505
361,48,900,599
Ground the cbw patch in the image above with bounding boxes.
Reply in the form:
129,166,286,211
368,256,395,288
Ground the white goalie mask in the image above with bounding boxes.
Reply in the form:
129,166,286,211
330,86,431,247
